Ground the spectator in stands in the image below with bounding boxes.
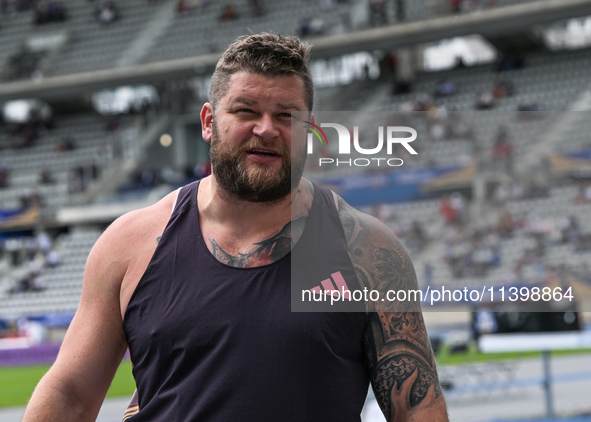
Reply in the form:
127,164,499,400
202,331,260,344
395,0,405,21
5,49,43,81
70,166,86,193
94,0,118,24
7,105,53,148
429,121,446,143
34,0,66,25
517,101,543,121
517,101,541,113
219,4,237,21
340,4,352,30
579,262,591,282
405,221,427,253
28,104,53,129
298,16,326,37
523,179,549,199
434,79,456,98
46,248,61,267
55,136,76,152
574,182,591,204
20,192,43,208
496,51,524,72
561,215,580,244
492,80,514,99
9,270,45,294
106,113,127,131
102,137,121,161
0,164,8,188
176,0,190,15
439,195,457,224
411,92,432,111
39,169,55,184
475,91,494,109
491,126,514,172
9,122,38,148
299,17,312,37
249,0,263,17
574,233,591,252
368,0,387,27
497,208,514,236
423,262,433,286
450,0,462,13
36,230,52,254
450,191,467,224
371,203,391,223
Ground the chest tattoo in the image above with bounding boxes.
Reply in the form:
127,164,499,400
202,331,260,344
209,215,307,268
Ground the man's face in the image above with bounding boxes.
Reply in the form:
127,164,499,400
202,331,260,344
206,71,309,203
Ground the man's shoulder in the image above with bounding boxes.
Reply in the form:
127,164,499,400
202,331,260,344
332,193,396,247
308,181,389,238
331,192,419,298
96,188,179,257
117,188,177,232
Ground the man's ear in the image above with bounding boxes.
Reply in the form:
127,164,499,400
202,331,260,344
309,112,316,127
201,103,214,143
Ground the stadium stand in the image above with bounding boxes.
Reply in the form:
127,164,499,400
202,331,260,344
0,0,569,80
0,228,101,316
0,0,591,322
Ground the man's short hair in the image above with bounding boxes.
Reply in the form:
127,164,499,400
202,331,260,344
209,33,313,111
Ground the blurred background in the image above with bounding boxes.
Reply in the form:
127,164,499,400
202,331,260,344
1,0,591,420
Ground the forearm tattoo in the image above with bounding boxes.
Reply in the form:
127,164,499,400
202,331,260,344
338,197,442,421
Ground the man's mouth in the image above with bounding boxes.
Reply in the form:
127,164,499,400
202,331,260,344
246,148,280,157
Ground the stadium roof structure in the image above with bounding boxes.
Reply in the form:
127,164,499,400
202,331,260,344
0,0,591,103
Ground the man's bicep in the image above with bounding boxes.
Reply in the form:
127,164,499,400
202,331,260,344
336,197,448,420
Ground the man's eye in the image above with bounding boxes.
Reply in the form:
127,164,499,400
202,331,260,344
279,113,292,118
238,108,254,113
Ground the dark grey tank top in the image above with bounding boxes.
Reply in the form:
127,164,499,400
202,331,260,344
123,180,369,421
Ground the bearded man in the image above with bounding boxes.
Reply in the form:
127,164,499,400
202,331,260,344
23,33,448,422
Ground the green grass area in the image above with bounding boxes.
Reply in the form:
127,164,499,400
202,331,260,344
0,359,136,408
2,347,591,408
436,343,591,365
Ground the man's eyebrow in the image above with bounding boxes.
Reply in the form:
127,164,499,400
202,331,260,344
229,97,256,106
229,98,302,111
277,103,302,111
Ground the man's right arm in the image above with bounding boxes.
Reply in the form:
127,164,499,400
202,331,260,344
22,212,139,421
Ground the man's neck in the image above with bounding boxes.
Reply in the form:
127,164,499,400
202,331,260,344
200,176,311,229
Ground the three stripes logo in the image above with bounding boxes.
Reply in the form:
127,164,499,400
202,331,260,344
310,271,352,300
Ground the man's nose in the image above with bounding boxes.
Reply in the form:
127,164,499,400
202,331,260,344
252,114,280,139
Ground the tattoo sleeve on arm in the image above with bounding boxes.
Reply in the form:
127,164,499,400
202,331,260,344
364,312,441,422
338,197,446,422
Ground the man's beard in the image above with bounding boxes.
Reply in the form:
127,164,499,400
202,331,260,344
209,121,307,203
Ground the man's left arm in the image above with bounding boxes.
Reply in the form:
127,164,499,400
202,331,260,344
337,197,448,422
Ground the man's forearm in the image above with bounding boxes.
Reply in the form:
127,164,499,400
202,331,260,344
365,312,448,422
